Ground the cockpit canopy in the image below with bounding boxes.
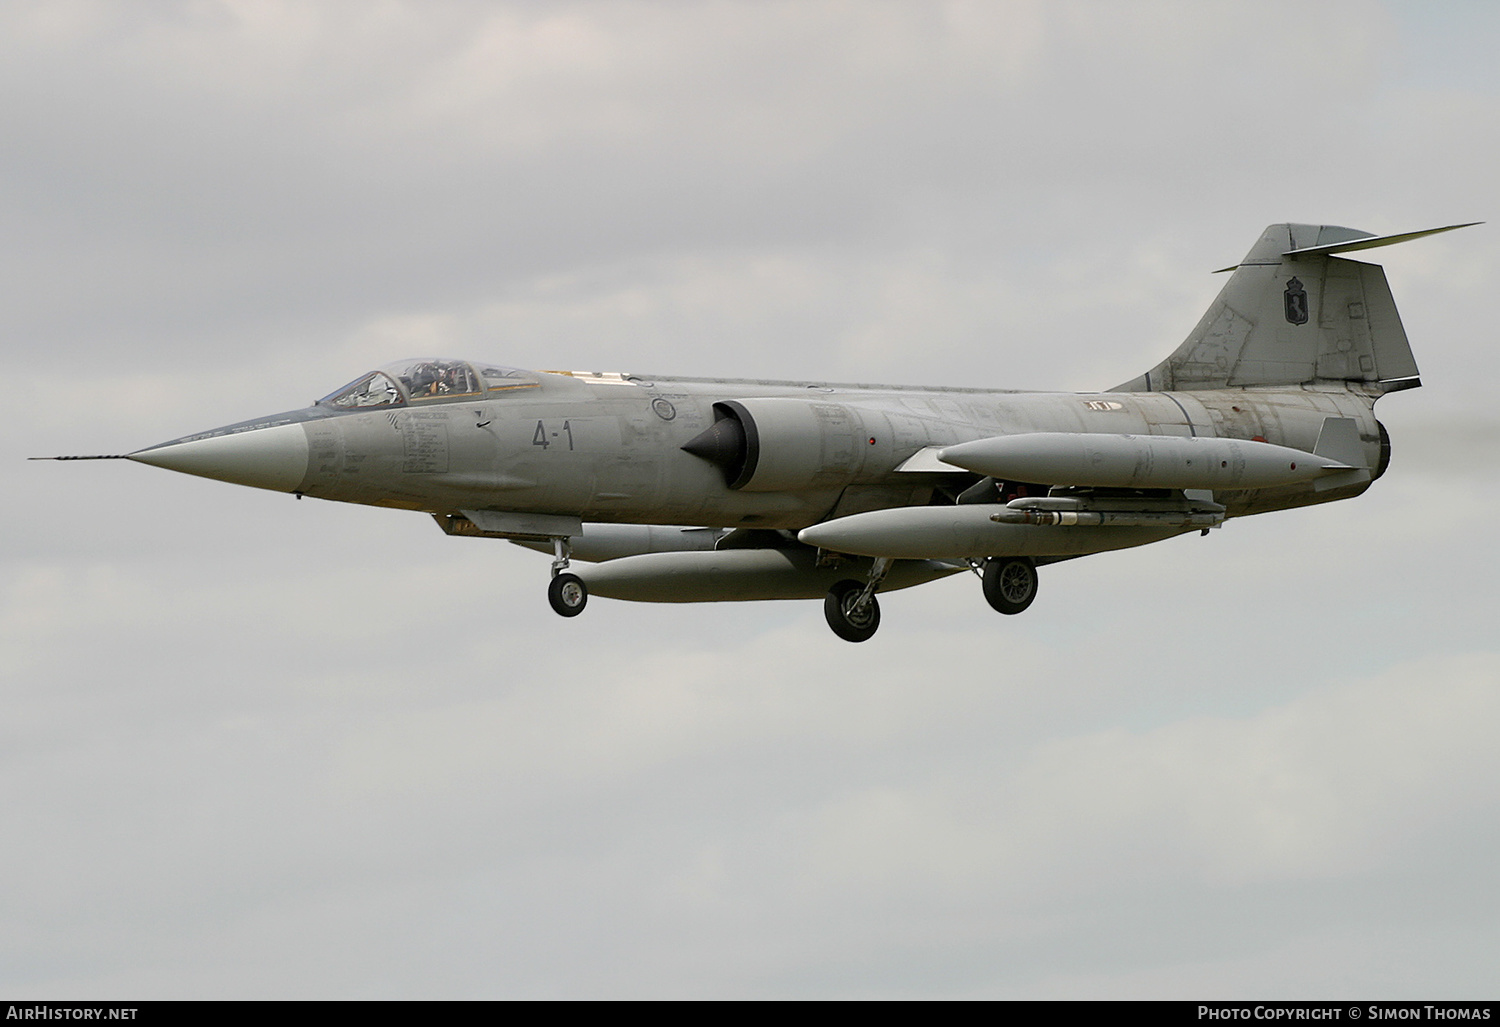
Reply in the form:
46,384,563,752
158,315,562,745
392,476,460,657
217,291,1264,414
319,359,539,409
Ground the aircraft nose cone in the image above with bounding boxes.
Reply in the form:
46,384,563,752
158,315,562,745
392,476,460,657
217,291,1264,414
129,421,311,492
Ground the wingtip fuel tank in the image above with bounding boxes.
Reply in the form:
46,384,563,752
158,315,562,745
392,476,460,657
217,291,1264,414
937,432,1356,491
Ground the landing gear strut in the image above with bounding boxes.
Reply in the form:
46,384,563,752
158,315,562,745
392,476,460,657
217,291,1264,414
982,556,1038,615
546,536,587,617
823,557,890,643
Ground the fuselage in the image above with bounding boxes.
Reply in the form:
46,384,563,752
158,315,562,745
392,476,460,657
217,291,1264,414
129,361,1389,531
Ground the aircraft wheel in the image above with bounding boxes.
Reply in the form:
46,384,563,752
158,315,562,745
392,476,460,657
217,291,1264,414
548,572,588,617
983,557,1038,615
824,579,880,643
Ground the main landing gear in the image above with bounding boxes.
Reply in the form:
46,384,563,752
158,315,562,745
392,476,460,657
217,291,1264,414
981,556,1038,615
823,558,890,643
822,556,1040,641
546,536,588,617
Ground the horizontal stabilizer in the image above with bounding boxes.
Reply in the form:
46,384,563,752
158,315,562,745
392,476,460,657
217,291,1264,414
1214,222,1480,272
1282,222,1481,260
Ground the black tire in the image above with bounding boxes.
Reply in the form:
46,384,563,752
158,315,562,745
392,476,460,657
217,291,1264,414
982,556,1038,615
824,579,880,643
548,572,588,617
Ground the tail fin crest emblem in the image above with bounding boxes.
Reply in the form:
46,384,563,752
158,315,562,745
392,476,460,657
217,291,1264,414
1284,277,1309,325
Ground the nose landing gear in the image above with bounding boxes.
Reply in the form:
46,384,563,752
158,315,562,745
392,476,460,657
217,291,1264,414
548,573,587,616
546,536,588,617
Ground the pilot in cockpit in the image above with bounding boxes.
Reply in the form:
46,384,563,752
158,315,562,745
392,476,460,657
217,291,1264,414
321,360,537,409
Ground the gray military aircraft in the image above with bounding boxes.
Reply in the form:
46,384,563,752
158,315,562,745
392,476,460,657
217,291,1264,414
41,222,1473,641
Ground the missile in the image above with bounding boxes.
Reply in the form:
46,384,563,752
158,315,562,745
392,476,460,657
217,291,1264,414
573,548,963,602
797,505,1183,560
990,495,1224,528
937,432,1354,490
990,508,1222,528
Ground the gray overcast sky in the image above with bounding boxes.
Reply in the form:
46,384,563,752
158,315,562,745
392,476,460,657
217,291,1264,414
2,0,1497,998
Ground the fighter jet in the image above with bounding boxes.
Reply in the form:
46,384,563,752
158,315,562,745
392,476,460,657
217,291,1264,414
40,222,1473,641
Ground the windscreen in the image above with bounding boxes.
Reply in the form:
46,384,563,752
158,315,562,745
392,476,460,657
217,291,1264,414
321,360,539,409
322,371,404,409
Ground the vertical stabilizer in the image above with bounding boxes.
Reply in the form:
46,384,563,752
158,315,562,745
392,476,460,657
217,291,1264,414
1115,222,1473,392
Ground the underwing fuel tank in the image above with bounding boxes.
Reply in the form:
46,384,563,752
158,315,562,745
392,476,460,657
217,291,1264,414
572,548,963,602
938,432,1352,490
797,505,1184,560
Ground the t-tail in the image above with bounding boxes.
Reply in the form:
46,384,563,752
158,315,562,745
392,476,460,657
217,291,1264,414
1114,221,1478,393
